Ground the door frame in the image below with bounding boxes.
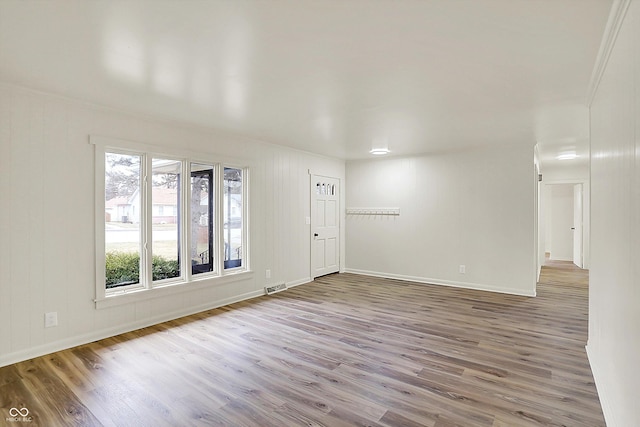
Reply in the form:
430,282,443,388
309,172,342,279
539,178,590,269
573,183,584,268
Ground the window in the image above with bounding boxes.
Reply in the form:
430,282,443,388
94,137,249,306
104,152,142,289
224,167,243,270
151,158,182,283
190,163,214,275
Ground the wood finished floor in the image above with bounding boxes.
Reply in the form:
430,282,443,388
0,263,605,426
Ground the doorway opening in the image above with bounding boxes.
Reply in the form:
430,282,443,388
543,183,585,269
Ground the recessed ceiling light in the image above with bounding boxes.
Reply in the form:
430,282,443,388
370,148,390,155
557,152,578,160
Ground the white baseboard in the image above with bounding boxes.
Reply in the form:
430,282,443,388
286,277,312,288
586,343,617,427
344,268,536,297
537,264,542,282
0,289,264,368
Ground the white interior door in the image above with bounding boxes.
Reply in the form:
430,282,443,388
548,184,574,261
311,175,340,278
573,183,583,268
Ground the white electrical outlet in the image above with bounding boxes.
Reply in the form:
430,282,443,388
459,265,466,274
266,269,271,279
44,312,58,328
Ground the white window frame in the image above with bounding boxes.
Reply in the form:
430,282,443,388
188,162,218,279
149,155,187,287
221,165,249,273
100,147,148,294
92,136,251,309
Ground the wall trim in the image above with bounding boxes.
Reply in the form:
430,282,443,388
287,277,312,288
586,0,632,106
344,269,536,297
0,289,265,368
586,344,617,427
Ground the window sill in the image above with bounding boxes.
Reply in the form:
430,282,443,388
95,270,254,310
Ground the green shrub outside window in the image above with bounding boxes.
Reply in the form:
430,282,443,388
105,252,179,288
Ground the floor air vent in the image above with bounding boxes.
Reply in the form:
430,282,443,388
265,283,287,295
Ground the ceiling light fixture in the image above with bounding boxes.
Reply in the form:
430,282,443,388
557,152,578,160
370,148,390,155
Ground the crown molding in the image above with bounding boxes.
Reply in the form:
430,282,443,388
586,0,632,106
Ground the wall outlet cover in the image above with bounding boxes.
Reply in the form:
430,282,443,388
45,312,58,328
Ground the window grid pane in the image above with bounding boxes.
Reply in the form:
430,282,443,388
151,158,181,282
223,167,243,270
105,152,142,288
191,163,215,275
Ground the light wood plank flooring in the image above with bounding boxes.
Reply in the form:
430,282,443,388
0,263,605,426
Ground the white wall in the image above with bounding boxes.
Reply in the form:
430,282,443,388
542,163,589,182
587,0,640,425
345,144,537,296
0,83,345,367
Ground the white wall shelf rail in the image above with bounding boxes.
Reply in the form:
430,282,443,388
346,207,400,216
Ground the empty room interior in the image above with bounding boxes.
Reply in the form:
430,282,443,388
0,1,638,426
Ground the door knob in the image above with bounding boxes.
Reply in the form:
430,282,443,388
314,233,319,237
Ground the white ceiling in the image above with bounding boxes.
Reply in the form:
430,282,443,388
0,1,612,163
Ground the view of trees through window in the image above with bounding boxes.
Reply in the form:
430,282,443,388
151,158,181,282
104,151,246,289
191,164,214,275
224,167,243,269
104,152,142,288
